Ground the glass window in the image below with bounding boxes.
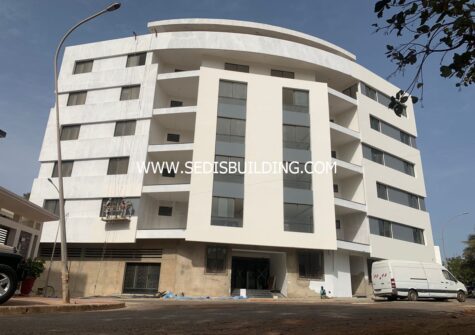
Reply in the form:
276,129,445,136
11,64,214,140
43,199,60,216
283,88,309,113
100,197,139,217
211,197,243,227
284,203,313,233
380,122,401,142
377,92,391,108
216,117,246,143
369,217,392,238
214,155,244,184
283,124,310,150
283,162,312,189
114,120,136,137
120,85,140,101
218,80,247,116
224,63,249,73
298,251,324,279
170,100,183,107
73,60,93,74
419,197,426,211
362,83,377,100
126,52,146,67
271,69,295,78
158,206,172,216
166,133,180,142
377,183,388,200
442,270,457,282
392,223,416,242
206,246,227,273
370,116,380,131
413,228,425,244
60,125,80,141
107,157,129,175
52,161,74,178
67,91,87,106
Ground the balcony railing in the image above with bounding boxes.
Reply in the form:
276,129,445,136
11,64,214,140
284,220,314,233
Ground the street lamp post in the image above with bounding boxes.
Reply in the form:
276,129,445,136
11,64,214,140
441,212,469,264
53,3,121,303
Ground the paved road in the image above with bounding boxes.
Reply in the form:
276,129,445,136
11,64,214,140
1,298,474,334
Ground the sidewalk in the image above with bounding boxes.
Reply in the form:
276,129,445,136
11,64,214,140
0,296,125,316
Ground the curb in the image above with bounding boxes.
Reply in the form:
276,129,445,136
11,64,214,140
0,302,126,316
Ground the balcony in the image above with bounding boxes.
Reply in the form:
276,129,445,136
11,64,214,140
334,197,366,214
330,122,360,146
328,87,357,115
142,184,190,202
153,105,197,116
332,158,363,178
154,71,199,108
337,239,370,253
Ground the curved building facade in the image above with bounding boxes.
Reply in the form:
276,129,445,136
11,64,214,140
30,19,438,298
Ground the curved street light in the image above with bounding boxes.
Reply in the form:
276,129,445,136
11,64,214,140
53,2,121,304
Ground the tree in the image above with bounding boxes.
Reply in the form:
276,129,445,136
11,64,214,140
373,0,475,116
446,234,475,285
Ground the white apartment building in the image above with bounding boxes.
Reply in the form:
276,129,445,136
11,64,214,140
29,19,439,298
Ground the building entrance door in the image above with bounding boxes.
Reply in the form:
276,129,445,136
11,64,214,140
231,257,269,290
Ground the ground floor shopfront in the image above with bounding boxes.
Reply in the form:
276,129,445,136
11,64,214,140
35,240,370,298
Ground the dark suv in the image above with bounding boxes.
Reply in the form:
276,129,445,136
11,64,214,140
0,245,24,304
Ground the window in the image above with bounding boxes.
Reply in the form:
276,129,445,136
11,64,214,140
363,144,415,176
120,85,140,101
333,184,339,193
218,80,247,116
298,251,324,279
370,216,424,244
377,183,388,200
216,117,246,143
342,84,358,99
331,150,337,158
43,200,60,216
377,182,426,210
166,133,180,142
170,100,183,107
100,197,139,217
283,124,310,150
271,69,295,78
214,155,244,183
283,88,309,113
114,120,136,137
60,125,80,141
107,157,129,175
224,62,249,73
126,52,146,67
335,220,341,229
442,270,457,282
158,206,173,216
52,161,74,178
67,91,87,106
361,83,377,100
162,168,176,178
284,203,313,233
283,162,312,189
73,60,93,74
370,116,380,131
206,246,227,273
369,115,416,147
211,197,243,227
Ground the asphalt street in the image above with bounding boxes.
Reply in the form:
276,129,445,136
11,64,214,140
1,298,474,334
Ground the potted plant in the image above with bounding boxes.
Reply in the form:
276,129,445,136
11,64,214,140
20,258,45,295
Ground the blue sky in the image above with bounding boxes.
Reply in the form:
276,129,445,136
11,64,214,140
0,0,473,257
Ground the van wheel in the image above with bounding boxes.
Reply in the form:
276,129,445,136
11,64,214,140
0,265,17,305
407,290,418,301
457,291,466,303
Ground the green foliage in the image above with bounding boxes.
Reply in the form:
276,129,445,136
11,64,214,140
23,258,46,278
373,0,475,113
446,234,475,285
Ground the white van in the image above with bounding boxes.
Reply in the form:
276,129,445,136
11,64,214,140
372,260,467,302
